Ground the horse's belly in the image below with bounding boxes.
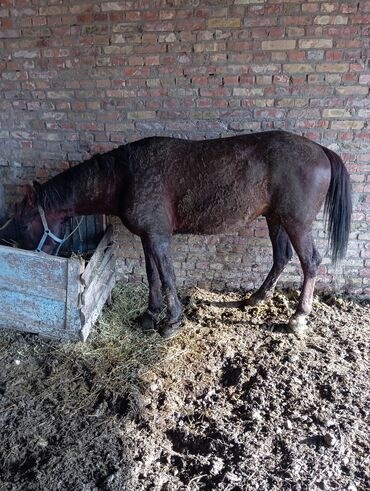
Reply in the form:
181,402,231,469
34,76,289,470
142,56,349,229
183,213,254,235
175,189,267,234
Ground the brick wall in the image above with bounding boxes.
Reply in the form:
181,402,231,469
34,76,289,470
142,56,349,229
1,0,369,295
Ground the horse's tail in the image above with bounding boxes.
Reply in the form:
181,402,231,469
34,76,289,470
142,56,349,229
321,146,352,264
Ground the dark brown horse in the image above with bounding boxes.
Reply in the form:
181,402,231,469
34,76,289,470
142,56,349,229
0,131,351,336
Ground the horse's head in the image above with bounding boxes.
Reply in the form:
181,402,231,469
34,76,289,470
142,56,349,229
0,181,66,254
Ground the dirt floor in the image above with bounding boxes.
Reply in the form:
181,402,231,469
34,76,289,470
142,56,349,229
0,284,369,491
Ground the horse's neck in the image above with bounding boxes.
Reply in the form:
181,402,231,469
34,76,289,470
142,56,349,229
44,157,120,217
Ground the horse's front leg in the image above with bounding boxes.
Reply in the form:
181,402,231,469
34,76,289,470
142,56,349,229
144,233,183,338
137,237,164,331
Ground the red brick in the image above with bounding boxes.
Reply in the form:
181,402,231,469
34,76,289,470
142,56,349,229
282,16,312,26
208,18,240,28
287,51,306,61
352,15,370,24
262,39,296,50
325,26,358,36
1,18,12,28
126,11,141,21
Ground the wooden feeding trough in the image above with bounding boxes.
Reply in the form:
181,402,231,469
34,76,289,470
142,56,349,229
0,224,116,341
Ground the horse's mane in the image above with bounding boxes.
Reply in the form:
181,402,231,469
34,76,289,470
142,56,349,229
37,145,127,211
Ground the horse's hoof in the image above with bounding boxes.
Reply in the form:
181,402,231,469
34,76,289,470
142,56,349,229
159,320,182,339
137,311,158,333
243,296,259,307
288,315,307,335
242,295,265,308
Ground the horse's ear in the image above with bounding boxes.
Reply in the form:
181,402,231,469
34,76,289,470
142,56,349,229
25,184,37,206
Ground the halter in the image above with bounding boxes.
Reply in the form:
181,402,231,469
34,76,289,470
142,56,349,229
35,205,82,255
35,205,66,255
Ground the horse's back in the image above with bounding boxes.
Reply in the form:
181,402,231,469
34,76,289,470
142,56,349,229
123,131,331,235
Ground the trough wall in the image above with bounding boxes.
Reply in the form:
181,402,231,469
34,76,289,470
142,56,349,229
0,0,369,295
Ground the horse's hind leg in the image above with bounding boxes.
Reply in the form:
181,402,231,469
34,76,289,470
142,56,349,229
244,214,293,306
283,224,322,333
144,233,182,338
138,237,164,331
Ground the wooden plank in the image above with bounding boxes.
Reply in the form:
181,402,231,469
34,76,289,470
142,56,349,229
0,225,115,342
0,245,68,288
65,257,85,333
0,245,73,339
81,225,113,286
81,247,114,304
80,271,116,342
81,252,116,321
0,276,66,302
0,290,66,334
